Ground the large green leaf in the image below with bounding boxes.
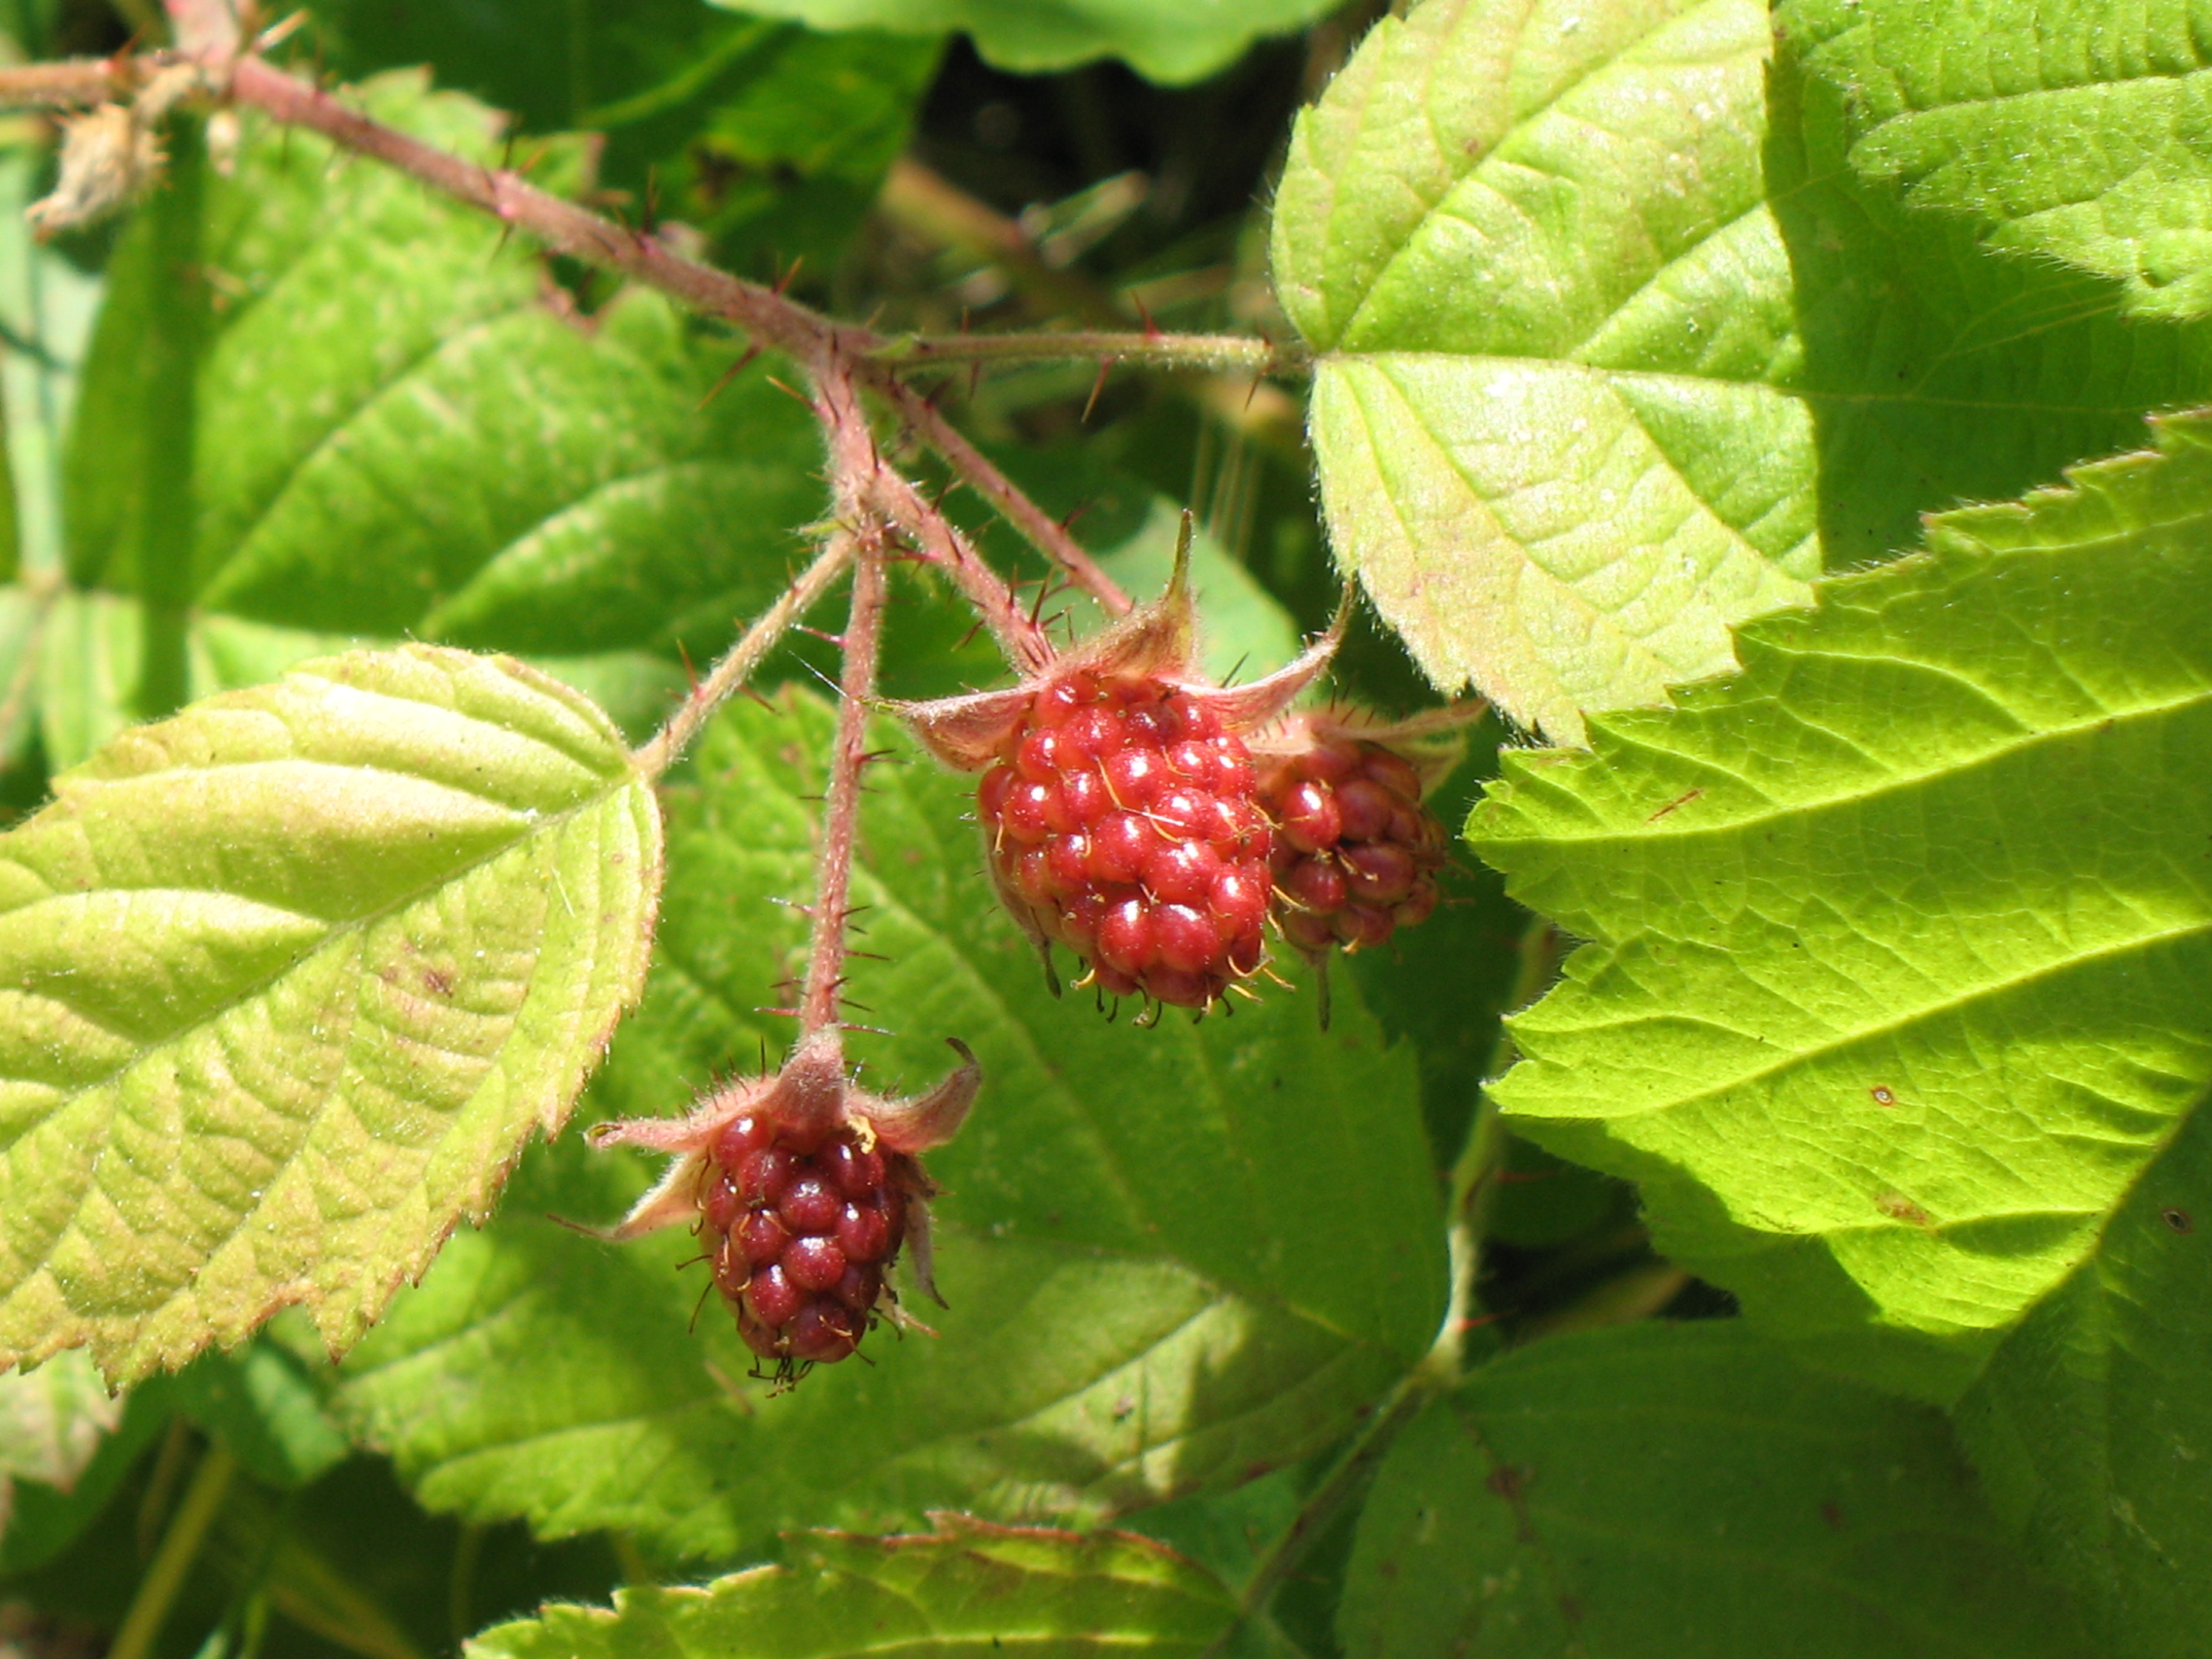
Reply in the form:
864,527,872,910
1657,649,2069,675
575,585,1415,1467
1272,0,2212,742
336,690,1441,1560
1467,411,2212,1644
50,73,819,765
711,0,1336,84
472,1518,1259,1659
1785,0,2212,323
1339,1321,2091,1658
0,646,662,1382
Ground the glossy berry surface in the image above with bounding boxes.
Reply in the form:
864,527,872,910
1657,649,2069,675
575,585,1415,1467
1259,735,1446,957
977,671,1272,1007
700,1111,908,1369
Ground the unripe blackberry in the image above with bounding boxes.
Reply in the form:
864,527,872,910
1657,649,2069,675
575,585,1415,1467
976,671,1272,1007
591,1031,979,1387
1258,732,1447,958
697,1110,914,1363
899,528,1346,1015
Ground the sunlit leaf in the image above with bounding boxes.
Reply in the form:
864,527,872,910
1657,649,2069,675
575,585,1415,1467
1275,0,2212,740
0,646,662,1382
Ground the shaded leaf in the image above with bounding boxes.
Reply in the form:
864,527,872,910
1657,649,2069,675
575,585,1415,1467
172,1332,349,1489
1467,408,2212,1406
0,646,662,1382
1786,0,2212,321
50,72,821,765
711,0,1337,85
337,689,1440,1559
1273,0,2212,740
1340,1321,2091,1658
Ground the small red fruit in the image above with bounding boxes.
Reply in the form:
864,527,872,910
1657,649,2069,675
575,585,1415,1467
1253,711,1467,967
897,522,1344,1012
591,1031,979,1385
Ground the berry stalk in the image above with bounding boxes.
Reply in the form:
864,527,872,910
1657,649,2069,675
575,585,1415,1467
799,532,889,1036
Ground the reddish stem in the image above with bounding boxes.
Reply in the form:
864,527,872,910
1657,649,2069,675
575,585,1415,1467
799,527,888,1037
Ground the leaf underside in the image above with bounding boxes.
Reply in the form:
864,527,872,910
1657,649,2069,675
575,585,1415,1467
471,1518,1244,1659
0,646,661,1383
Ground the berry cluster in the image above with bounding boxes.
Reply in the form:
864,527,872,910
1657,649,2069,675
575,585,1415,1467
1259,735,1445,957
977,671,1273,1008
699,1111,913,1367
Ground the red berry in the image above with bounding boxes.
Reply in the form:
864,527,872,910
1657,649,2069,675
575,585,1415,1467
777,1173,842,1235
732,1145,794,1205
702,1119,919,1372
784,1235,847,1293
836,1199,891,1262
821,1139,886,1198
748,1262,803,1328
737,1208,788,1267
1256,733,1449,961
974,673,1279,1008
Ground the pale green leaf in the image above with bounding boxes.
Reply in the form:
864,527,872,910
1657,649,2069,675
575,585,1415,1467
1470,411,2212,1399
337,689,1441,1559
0,1349,119,1541
0,645,662,1382
1340,1321,2091,1658
1785,0,2212,321
1273,0,2212,741
710,0,1336,84
472,1518,1247,1659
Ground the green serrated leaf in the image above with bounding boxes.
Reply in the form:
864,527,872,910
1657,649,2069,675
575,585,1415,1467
0,645,662,1383
1340,1321,2093,1658
1785,0,2212,322
1468,412,2212,1651
337,689,1440,1559
472,1518,1245,1659
710,0,1336,84
1273,0,2212,742
1469,410,2212,1397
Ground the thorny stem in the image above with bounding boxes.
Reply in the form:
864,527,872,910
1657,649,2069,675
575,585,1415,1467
874,373,1132,616
799,529,888,1037
632,536,853,780
872,329,1304,378
0,52,1154,618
